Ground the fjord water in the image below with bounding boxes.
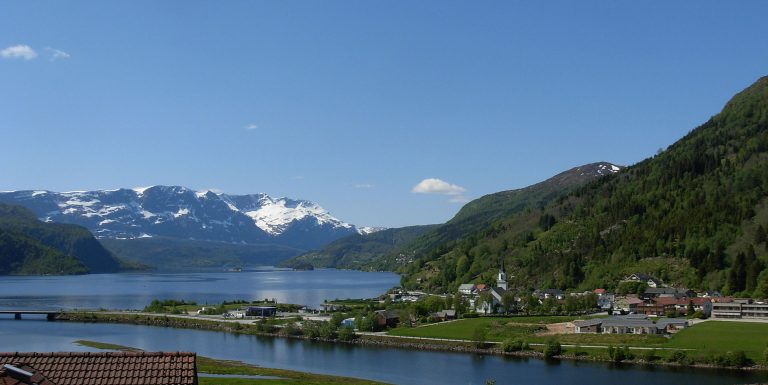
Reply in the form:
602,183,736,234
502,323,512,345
0,270,766,385
0,269,400,310
1,320,765,385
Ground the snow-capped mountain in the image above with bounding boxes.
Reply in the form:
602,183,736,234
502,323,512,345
0,186,375,250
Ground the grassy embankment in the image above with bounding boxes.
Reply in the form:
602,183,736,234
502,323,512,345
75,340,387,385
388,317,768,363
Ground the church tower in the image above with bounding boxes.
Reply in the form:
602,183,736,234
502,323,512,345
497,259,508,290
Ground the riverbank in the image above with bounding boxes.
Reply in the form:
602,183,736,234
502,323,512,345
61,311,768,373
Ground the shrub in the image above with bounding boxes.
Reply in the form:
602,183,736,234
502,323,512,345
608,345,626,363
501,338,524,353
642,349,658,362
543,339,561,359
337,326,356,341
255,319,275,333
688,310,705,319
462,312,479,318
280,323,302,336
668,351,691,365
725,351,748,367
319,322,337,340
302,321,321,339
472,327,488,349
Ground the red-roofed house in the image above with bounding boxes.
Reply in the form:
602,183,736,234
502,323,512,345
0,352,197,385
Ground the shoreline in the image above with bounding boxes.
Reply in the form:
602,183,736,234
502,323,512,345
60,311,766,373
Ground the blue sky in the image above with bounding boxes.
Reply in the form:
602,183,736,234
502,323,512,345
2,1,768,228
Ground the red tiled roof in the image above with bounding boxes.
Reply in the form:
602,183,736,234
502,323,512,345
0,352,197,385
652,297,711,306
594,289,606,295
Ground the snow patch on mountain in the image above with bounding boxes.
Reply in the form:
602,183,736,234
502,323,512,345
0,186,367,250
241,195,353,235
358,226,387,235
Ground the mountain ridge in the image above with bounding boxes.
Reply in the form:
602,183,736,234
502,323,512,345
282,161,622,271
0,186,374,251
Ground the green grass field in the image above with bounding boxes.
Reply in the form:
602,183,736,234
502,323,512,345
663,321,768,360
388,316,604,342
387,317,768,363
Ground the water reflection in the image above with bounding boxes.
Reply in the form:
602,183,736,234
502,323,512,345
1,321,765,385
0,270,400,309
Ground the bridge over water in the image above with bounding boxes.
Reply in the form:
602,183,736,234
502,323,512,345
0,310,62,321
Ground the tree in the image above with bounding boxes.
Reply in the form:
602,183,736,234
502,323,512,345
543,339,561,359
472,327,488,349
455,254,470,279
337,326,355,341
454,293,469,315
501,292,516,314
477,291,495,314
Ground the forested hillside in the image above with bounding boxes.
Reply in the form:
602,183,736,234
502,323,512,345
0,204,125,274
280,225,439,270
400,76,768,298
285,162,620,271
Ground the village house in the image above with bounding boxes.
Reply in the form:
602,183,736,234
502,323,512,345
458,283,476,296
374,310,400,328
461,264,512,315
0,351,198,385
623,273,663,288
597,293,615,310
632,297,712,317
613,296,644,313
535,289,565,301
432,309,457,321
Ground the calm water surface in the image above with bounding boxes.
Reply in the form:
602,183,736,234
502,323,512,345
0,320,765,385
0,269,399,309
1,270,766,385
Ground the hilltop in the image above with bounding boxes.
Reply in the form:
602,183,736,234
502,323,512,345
399,76,768,297
283,162,622,271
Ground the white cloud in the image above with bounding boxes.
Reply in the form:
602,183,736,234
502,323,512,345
45,47,71,60
1,45,38,60
412,178,466,195
245,123,258,130
412,178,469,203
291,175,305,180
354,183,374,189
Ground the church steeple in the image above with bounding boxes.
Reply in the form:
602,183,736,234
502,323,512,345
497,259,508,290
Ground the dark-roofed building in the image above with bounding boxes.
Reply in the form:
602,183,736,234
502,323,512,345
573,315,688,335
655,318,688,334
374,309,400,328
642,287,696,300
0,352,197,385
245,306,277,317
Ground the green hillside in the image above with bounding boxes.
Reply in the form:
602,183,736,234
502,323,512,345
284,162,618,271
0,204,124,274
279,225,439,270
398,162,622,264
400,76,768,297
